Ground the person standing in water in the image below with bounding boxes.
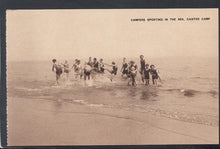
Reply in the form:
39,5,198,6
83,62,92,80
61,60,70,81
121,57,128,77
72,59,78,71
144,64,150,86
92,58,99,72
139,55,146,83
128,61,138,86
77,60,83,79
99,58,105,73
87,57,93,67
105,62,118,81
52,59,63,85
150,65,159,85
72,59,83,79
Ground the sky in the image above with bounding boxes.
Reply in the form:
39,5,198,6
6,9,218,61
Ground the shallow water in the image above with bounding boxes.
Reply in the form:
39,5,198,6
7,57,219,126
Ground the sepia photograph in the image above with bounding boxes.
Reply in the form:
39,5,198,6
6,9,218,146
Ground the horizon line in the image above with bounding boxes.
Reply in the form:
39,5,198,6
6,55,218,62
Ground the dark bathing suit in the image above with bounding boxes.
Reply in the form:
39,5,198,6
73,64,79,71
140,59,145,74
122,63,128,74
100,64,105,73
84,66,91,80
151,69,158,79
112,66,118,75
100,67,104,72
128,65,137,77
93,62,99,70
128,65,137,86
144,69,150,79
56,66,62,75
84,69,91,75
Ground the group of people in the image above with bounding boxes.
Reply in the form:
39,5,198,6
52,55,160,86
120,55,160,86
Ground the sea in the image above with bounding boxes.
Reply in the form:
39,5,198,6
7,57,219,127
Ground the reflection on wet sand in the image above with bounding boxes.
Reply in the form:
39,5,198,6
140,87,158,100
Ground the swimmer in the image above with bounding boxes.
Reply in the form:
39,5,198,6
105,62,118,81
52,59,63,85
61,60,70,81
150,65,159,85
128,61,138,86
99,58,105,73
72,59,83,79
87,57,93,67
121,57,128,77
144,64,150,86
139,55,146,83
84,62,92,80
72,59,78,71
93,58,99,71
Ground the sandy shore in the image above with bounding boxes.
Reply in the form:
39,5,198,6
7,97,218,146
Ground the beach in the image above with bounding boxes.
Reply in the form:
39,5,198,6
8,96,218,145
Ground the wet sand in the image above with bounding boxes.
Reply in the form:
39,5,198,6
7,97,218,146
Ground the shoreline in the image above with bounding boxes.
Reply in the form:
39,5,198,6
7,97,218,146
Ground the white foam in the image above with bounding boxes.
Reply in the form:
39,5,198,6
73,99,88,105
88,104,104,107
180,89,185,92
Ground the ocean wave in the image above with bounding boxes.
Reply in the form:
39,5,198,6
182,89,199,97
70,99,219,127
72,99,104,107
165,76,217,82
189,76,216,80
162,88,218,97
207,90,218,97
16,87,42,92
142,107,219,127
105,104,219,127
